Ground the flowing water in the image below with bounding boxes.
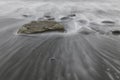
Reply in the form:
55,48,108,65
0,0,120,80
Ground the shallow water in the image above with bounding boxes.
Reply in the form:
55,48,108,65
0,0,120,80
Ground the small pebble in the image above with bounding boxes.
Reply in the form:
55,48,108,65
49,57,56,63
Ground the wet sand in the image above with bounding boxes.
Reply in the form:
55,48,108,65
0,18,120,80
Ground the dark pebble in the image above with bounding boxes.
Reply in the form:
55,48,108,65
60,17,70,20
44,15,51,18
49,57,56,63
101,20,115,24
68,14,76,17
22,15,31,18
111,30,120,35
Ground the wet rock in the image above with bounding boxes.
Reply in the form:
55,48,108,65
44,15,51,18
49,57,56,63
111,30,120,35
60,17,70,20
68,14,76,17
101,20,115,25
60,14,75,20
22,15,32,18
17,20,65,34
44,16,55,21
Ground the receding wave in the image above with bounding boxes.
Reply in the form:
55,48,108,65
0,0,120,80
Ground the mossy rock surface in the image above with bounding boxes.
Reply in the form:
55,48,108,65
18,20,65,34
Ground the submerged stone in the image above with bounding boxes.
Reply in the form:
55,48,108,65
44,15,55,20
17,20,65,34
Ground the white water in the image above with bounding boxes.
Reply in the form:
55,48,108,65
0,0,120,33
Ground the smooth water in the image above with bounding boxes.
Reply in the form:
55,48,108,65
0,0,120,80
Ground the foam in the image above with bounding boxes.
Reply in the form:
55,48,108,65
0,0,120,33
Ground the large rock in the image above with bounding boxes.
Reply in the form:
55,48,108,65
17,20,65,34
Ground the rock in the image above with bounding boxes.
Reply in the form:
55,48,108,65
44,15,51,18
102,20,115,24
68,14,76,17
111,30,120,35
44,15,55,20
101,20,115,25
17,20,65,34
60,17,70,20
49,57,56,63
22,15,32,18
38,15,55,21
60,14,75,21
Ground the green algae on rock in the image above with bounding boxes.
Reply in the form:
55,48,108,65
17,20,65,34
